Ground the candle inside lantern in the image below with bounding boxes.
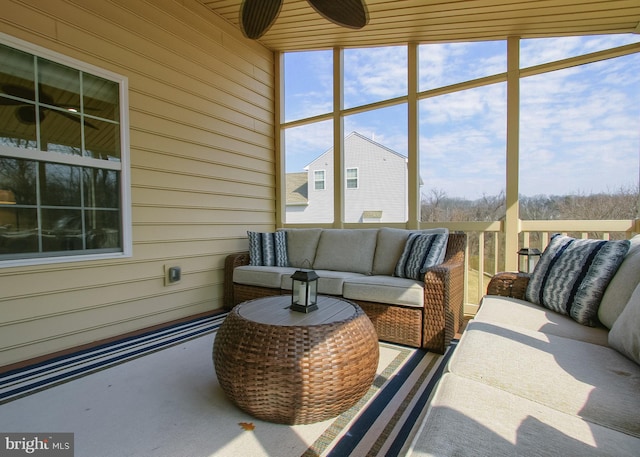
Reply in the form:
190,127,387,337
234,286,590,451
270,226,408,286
298,282,306,304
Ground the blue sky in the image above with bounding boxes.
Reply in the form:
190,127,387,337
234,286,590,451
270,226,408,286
283,35,640,200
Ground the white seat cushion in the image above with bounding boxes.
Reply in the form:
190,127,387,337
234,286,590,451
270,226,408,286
233,266,297,289
478,295,610,346
448,320,640,437
410,373,640,457
343,275,424,307
280,270,365,296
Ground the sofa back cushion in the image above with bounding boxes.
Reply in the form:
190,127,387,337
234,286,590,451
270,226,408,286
313,229,378,275
599,234,640,328
608,282,640,364
283,228,323,268
372,227,449,276
525,234,630,326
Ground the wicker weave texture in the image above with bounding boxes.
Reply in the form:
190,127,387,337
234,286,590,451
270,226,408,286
213,298,379,425
486,272,530,299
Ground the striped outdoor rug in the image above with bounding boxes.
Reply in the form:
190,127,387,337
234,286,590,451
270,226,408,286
0,313,455,457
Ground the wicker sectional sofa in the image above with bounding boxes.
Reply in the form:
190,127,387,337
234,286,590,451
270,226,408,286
409,235,640,456
223,228,466,354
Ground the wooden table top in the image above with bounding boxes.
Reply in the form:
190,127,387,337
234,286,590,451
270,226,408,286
236,295,358,326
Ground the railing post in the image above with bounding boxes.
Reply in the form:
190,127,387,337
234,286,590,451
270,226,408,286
504,36,520,271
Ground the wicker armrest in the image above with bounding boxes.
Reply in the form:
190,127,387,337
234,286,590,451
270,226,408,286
486,271,530,300
224,252,250,309
422,256,465,354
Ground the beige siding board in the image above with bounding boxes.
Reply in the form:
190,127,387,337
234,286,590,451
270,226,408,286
0,1,274,365
2,268,222,324
133,187,273,211
130,113,274,163
131,168,272,201
129,93,271,151
134,224,256,243
1,286,217,362
133,206,274,225
131,132,274,176
131,150,273,187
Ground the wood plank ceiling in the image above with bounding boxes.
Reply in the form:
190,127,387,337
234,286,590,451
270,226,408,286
199,0,640,51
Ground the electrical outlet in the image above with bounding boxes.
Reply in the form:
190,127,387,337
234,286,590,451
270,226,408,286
164,265,182,286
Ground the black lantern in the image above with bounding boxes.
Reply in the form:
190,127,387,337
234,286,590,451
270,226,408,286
290,269,319,313
518,247,542,273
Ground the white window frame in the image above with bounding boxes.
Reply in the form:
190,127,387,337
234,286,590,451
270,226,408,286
346,167,359,189
314,169,326,190
0,32,132,268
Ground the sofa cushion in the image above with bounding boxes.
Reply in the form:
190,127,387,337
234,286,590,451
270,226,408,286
609,282,640,365
410,373,640,457
312,229,378,275
448,320,640,437
233,265,297,289
280,269,366,296
372,227,449,276
394,231,449,280
599,234,640,328
476,295,610,346
282,228,323,268
525,234,630,326
247,231,288,267
343,275,424,307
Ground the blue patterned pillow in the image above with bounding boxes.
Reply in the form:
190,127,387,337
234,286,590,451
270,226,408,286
525,234,630,326
247,231,289,267
394,232,448,280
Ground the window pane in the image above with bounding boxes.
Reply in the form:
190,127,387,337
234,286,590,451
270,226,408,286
0,157,37,204
0,208,38,255
419,41,507,91
314,170,325,190
41,208,83,252
85,118,120,160
521,34,640,68
84,168,119,208
83,73,119,122
344,105,407,223
420,83,507,221
40,163,81,207
520,54,640,219
40,107,82,154
0,44,35,99
86,210,120,249
344,46,407,109
284,121,333,224
38,58,81,111
284,51,332,122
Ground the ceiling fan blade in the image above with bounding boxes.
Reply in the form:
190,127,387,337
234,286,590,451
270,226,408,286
2,84,35,101
307,0,369,29
0,97,27,106
51,109,99,130
240,0,283,39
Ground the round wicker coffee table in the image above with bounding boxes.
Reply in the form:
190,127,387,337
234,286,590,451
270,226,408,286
213,295,379,425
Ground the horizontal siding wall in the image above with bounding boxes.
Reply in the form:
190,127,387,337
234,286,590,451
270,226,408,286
0,0,275,367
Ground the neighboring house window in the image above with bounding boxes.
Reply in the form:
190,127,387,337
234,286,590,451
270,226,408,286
346,167,359,189
0,36,131,266
314,170,325,190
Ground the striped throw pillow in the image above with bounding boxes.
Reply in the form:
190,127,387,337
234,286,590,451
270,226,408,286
525,234,630,326
394,232,448,280
247,231,289,267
